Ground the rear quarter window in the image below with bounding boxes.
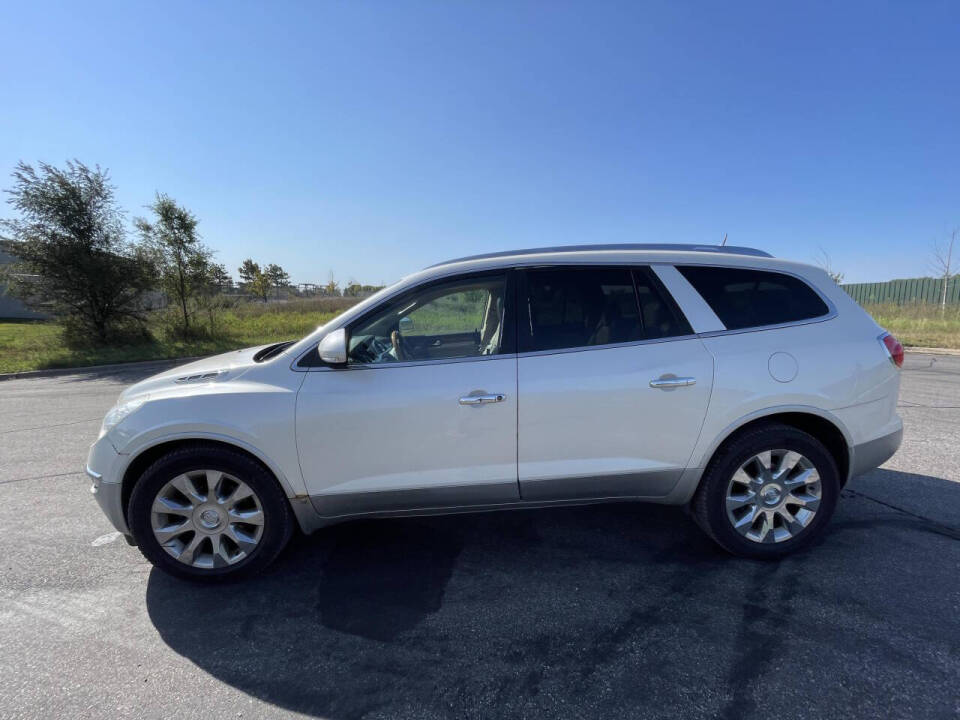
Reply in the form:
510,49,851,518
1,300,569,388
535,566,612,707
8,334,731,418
677,266,830,330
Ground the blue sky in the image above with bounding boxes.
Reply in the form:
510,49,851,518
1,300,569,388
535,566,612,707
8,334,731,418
1,1,958,285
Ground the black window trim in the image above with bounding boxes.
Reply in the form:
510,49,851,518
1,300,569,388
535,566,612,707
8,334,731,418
293,260,839,370
673,262,839,336
514,264,698,358
633,265,694,338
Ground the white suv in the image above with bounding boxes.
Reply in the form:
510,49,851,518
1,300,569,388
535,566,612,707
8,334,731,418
87,244,903,580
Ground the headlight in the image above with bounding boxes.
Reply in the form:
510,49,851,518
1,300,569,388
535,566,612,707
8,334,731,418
100,397,148,437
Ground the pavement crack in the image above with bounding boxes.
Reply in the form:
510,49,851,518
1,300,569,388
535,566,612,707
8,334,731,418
843,488,960,540
717,562,798,720
0,471,84,486
898,402,960,409
0,418,102,435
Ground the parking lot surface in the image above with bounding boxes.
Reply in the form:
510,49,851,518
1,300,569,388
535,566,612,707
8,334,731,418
0,354,958,719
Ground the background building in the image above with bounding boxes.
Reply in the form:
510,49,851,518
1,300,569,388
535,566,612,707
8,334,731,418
0,249,47,319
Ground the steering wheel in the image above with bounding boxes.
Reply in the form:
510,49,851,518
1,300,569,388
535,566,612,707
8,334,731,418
390,330,408,361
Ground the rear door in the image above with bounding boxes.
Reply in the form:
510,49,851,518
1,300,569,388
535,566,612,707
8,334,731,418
516,265,714,500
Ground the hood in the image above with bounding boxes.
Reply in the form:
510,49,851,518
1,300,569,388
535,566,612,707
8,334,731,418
118,343,284,402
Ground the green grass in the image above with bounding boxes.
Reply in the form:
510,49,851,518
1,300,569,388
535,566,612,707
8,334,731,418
397,290,492,336
0,297,359,374
863,303,960,350
3,298,959,374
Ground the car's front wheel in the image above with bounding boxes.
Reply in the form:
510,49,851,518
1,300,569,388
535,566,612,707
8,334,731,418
128,445,294,581
692,423,840,558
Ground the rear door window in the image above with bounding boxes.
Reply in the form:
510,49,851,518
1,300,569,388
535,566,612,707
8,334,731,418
520,267,690,352
633,267,692,339
677,266,829,330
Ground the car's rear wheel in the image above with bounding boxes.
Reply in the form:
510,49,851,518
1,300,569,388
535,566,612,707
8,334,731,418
692,423,840,558
128,445,294,581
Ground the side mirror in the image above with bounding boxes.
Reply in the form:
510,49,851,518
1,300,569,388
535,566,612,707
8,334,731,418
399,316,414,333
317,327,348,366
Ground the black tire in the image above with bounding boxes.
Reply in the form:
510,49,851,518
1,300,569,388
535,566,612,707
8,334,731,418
128,445,295,582
692,423,840,559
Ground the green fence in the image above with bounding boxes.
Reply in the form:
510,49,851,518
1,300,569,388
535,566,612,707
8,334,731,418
842,277,960,306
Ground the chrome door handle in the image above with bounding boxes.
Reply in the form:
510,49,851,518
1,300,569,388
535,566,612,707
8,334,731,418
649,376,696,389
459,393,506,406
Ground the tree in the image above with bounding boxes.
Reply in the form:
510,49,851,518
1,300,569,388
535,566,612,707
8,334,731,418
0,160,154,342
814,247,845,285
238,258,261,286
209,263,233,291
931,229,957,312
325,269,340,297
135,193,212,335
248,270,271,303
264,263,290,299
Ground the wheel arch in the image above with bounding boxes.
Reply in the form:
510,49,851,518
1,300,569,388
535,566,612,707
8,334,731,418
694,408,852,491
119,436,322,534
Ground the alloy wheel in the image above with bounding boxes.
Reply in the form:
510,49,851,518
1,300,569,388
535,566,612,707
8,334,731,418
725,449,822,544
150,469,265,568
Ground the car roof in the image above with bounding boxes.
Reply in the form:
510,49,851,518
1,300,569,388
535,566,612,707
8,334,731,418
428,243,772,269
404,243,828,292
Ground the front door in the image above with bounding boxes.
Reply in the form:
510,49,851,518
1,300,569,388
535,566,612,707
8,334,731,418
516,266,714,500
296,271,519,517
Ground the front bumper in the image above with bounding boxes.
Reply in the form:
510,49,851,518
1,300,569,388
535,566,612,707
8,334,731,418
86,436,131,538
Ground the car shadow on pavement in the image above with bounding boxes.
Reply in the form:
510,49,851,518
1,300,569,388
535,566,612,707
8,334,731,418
145,469,960,720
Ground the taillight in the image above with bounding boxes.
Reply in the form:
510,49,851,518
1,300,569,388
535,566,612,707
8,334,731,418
880,332,904,369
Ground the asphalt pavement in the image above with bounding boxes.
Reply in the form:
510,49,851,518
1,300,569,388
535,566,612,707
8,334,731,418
0,354,958,719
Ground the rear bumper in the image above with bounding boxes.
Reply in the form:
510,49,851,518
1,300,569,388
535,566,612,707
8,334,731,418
850,424,903,479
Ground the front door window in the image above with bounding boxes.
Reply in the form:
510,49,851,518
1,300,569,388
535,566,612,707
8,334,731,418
348,274,507,364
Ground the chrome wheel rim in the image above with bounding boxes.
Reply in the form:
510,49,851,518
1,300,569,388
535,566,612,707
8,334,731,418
725,449,822,544
151,470,265,568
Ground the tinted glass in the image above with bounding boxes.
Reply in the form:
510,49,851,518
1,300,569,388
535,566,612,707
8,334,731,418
522,268,643,352
678,266,829,330
634,267,692,339
348,274,507,364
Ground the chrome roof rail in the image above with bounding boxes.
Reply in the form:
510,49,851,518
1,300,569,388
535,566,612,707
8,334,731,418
428,243,773,268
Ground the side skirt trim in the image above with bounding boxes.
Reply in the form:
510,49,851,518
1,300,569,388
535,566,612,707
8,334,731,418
298,472,689,533
309,481,520,518
519,469,683,501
